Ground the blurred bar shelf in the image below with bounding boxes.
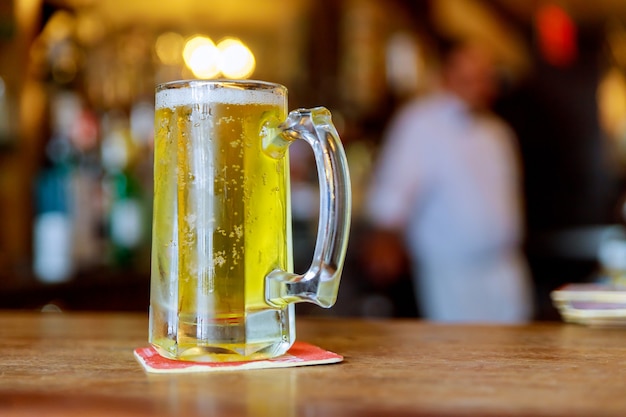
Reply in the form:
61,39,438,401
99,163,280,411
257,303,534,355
0,268,149,311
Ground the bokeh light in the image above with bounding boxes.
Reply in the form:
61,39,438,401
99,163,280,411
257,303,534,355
217,38,256,79
155,32,184,65
166,34,256,79
183,35,221,79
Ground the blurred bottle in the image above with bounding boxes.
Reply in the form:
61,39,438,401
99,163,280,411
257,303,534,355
32,92,78,283
69,96,105,271
0,75,17,148
33,91,106,282
33,167,73,283
100,110,148,268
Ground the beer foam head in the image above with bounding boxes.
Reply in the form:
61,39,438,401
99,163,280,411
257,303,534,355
156,81,286,109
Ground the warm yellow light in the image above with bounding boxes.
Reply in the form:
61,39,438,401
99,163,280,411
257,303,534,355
42,10,74,43
217,38,256,79
183,35,220,79
156,32,184,65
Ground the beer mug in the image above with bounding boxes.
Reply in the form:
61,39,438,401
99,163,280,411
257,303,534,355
149,80,351,362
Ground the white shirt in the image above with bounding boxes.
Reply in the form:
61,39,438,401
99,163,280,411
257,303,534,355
367,92,532,322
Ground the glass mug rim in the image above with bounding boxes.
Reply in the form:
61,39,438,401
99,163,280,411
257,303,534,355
155,79,287,110
156,79,287,93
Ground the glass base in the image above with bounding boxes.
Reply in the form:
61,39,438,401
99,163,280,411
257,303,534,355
149,305,295,362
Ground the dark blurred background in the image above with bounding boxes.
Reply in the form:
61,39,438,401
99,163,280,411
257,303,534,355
2,0,626,319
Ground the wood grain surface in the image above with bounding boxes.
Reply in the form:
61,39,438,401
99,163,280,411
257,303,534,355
1,312,626,416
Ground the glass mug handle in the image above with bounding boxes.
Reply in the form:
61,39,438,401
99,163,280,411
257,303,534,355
262,107,351,308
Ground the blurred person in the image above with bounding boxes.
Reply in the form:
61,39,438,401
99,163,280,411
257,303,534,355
365,38,533,323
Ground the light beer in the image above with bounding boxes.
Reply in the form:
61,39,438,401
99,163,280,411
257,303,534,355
149,83,294,361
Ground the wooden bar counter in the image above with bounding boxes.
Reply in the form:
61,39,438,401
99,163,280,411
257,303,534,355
1,311,626,416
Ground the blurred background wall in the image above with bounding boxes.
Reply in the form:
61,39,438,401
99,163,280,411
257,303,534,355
1,0,626,319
